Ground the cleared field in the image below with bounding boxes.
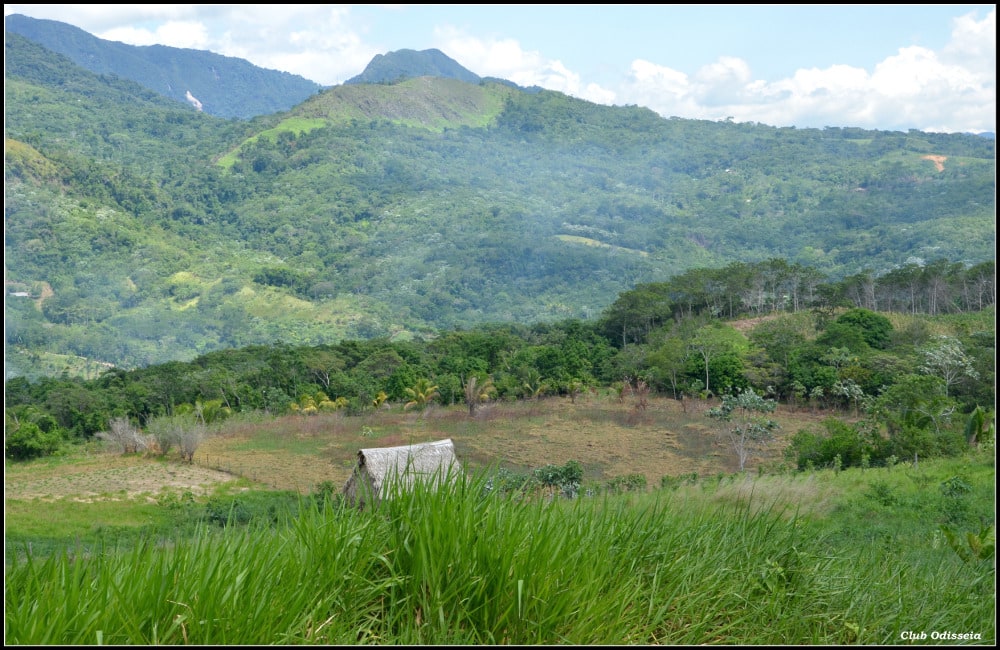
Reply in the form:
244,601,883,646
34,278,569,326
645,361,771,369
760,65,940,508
191,393,830,494
5,395,833,500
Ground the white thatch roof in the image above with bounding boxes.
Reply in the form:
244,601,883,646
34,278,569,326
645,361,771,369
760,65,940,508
342,438,462,507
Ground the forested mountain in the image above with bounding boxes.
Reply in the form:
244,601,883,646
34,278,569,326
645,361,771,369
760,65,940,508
345,48,483,85
3,27,996,381
4,13,324,118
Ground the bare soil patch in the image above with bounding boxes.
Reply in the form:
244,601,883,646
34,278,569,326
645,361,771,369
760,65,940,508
921,154,947,172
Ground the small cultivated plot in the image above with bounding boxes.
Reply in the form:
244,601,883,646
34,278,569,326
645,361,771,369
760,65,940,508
4,450,238,502
4,450,248,555
193,394,829,493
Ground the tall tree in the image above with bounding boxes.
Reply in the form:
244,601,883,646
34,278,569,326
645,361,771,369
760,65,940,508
687,323,744,397
597,282,672,347
919,335,980,397
646,335,687,399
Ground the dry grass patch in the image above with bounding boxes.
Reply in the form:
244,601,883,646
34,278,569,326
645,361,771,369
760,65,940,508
189,395,833,493
4,396,835,501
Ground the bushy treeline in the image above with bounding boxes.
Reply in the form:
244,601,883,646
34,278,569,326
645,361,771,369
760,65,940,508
6,267,995,467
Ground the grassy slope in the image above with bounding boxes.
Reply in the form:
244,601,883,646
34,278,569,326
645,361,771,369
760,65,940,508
295,77,515,129
216,77,516,167
5,418,995,644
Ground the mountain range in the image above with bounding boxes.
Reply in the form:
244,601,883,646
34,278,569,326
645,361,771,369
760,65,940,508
4,13,324,118
4,14,544,118
4,15,996,381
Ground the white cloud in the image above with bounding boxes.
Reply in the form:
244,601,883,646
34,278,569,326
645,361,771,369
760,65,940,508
690,56,754,106
942,9,996,74
63,5,376,84
7,4,204,32
428,7,991,134
609,9,995,132
431,25,621,106
201,6,378,83
435,29,545,84
100,20,210,49
579,82,617,106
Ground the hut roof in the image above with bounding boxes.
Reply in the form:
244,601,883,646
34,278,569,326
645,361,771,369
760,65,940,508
353,438,462,499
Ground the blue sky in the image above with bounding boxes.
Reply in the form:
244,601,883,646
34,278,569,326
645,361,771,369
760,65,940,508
5,4,995,133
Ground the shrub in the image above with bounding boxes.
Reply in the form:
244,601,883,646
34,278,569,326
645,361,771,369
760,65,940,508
606,473,647,494
204,496,253,527
660,474,683,491
4,420,62,460
483,467,538,497
940,475,974,524
786,419,881,470
886,426,966,463
835,308,893,350
311,480,344,508
660,472,698,490
865,480,899,507
533,460,583,498
96,417,150,454
202,491,300,528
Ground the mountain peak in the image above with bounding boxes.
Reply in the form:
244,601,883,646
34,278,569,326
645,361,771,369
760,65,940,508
344,48,482,85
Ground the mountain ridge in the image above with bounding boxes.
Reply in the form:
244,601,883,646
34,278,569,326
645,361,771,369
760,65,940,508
5,14,546,120
3,26,995,380
4,13,324,118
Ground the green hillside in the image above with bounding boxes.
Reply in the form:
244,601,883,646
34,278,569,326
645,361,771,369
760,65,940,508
3,32,996,379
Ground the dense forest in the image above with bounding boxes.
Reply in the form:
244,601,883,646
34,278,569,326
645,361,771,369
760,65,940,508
5,31,995,382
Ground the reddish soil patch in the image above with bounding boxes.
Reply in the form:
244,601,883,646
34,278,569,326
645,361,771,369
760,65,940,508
921,155,947,172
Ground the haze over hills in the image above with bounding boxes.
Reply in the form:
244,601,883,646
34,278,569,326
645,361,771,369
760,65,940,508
3,20,996,381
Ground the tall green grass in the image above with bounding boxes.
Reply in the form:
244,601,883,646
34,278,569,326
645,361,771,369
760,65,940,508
6,462,994,644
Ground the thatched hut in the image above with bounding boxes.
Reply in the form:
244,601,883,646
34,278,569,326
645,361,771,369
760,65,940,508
342,438,462,509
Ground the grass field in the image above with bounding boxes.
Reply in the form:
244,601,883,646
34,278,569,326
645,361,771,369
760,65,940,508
4,394,995,645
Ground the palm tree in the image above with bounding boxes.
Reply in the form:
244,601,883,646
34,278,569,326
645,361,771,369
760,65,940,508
463,375,495,416
566,378,585,404
520,368,546,400
404,378,439,410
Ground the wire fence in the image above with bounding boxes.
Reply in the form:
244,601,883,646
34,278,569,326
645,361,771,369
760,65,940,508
193,454,315,494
